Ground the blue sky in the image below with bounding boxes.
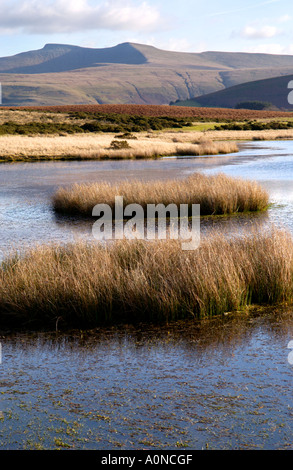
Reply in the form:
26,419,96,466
0,0,293,56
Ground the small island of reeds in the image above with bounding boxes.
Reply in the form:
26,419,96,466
52,172,269,218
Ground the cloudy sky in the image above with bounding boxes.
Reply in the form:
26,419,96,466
0,0,293,56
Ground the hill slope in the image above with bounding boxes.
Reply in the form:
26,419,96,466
173,74,293,110
1,43,293,106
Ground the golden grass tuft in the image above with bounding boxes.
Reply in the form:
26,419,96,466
52,172,269,217
0,227,292,329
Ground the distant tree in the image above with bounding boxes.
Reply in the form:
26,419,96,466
235,101,273,110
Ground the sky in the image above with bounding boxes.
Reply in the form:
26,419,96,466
0,0,293,56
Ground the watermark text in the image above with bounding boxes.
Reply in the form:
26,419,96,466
92,196,200,251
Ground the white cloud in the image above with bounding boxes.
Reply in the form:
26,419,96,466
208,0,282,18
277,14,291,23
0,0,163,34
240,25,280,39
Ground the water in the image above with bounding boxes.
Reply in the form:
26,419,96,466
0,155,241,256
0,140,293,259
1,139,293,450
201,141,293,232
1,310,293,450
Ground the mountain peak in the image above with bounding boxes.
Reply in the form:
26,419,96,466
42,43,76,50
2,42,293,108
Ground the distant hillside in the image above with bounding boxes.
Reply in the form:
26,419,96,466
172,74,293,111
1,43,293,106
0,43,148,74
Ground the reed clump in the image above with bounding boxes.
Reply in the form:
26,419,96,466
52,172,269,217
0,227,292,329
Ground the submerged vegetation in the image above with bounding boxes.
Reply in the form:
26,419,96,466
52,172,269,217
0,227,292,329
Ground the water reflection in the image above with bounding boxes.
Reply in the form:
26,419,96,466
1,308,293,450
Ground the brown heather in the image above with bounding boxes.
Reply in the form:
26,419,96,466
7,104,293,120
0,227,292,329
52,172,269,217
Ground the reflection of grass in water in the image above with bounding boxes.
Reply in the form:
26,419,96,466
270,202,287,209
0,226,292,329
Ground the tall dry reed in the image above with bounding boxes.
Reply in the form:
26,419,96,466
52,172,269,217
0,227,292,329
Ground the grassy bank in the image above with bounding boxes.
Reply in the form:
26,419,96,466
1,108,293,163
52,172,269,217
0,228,292,329
0,135,238,162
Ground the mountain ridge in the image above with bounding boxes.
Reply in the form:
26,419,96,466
4,42,293,73
1,42,293,106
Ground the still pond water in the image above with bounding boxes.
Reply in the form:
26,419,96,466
1,140,293,450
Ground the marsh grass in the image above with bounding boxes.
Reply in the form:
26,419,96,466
1,227,292,329
0,134,238,161
52,172,269,217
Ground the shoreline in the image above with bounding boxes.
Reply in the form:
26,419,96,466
0,128,291,163
0,133,239,162
0,104,292,162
